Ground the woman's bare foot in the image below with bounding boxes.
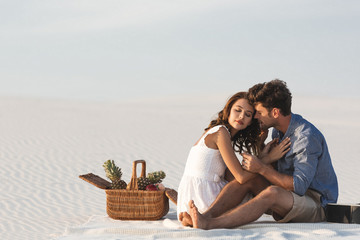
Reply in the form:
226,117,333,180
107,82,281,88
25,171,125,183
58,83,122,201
188,200,209,229
179,212,183,221
179,212,193,227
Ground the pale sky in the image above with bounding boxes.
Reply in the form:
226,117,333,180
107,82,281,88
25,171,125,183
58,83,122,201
1,0,359,100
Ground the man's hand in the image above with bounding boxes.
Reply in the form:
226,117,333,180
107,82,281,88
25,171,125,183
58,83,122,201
241,152,265,173
242,151,294,191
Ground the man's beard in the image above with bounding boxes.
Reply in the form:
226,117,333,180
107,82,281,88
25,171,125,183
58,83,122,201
259,121,273,130
259,122,268,130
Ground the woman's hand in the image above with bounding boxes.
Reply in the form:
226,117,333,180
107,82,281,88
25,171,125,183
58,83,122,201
259,138,278,158
264,137,291,164
259,129,269,144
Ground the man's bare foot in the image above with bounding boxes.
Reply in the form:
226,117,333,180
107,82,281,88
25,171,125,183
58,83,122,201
188,200,209,229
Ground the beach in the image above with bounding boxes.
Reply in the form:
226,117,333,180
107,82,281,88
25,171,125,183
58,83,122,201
1,0,360,238
1,94,360,239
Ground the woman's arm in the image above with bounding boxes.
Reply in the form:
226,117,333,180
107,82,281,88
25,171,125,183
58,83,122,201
224,168,235,182
210,127,256,184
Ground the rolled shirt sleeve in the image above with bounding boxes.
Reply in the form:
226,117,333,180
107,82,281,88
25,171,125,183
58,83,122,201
292,135,321,196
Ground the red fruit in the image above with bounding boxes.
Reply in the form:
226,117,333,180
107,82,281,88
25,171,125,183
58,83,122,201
145,184,158,191
155,183,165,190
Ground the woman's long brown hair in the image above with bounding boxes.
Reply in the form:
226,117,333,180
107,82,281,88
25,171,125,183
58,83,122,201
205,92,262,155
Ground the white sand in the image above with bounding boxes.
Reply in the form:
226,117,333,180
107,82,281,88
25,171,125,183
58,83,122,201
1,94,360,240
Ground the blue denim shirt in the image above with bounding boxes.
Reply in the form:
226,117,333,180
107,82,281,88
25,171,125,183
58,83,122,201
272,113,338,207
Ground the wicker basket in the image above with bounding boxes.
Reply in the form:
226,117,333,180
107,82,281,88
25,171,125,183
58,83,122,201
80,160,169,220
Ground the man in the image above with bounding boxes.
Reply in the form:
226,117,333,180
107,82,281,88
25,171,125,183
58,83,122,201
182,79,338,229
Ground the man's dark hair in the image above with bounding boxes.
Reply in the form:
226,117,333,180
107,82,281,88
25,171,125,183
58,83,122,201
248,79,292,116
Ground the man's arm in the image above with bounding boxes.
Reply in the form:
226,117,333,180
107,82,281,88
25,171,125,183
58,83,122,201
291,136,320,196
242,153,294,191
243,134,321,195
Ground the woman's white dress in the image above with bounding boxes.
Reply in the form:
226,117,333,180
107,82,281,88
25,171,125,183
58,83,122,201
177,125,229,217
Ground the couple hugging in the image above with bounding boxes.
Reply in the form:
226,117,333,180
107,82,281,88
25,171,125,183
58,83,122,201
177,79,338,229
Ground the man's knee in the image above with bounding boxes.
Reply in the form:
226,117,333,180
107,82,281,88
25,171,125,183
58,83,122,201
260,186,285,203
260,186,294,218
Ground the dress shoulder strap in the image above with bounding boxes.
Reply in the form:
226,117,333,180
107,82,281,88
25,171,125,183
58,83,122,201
198,125,231,147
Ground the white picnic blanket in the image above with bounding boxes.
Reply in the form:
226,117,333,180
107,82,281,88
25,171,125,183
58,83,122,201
56,210,360,240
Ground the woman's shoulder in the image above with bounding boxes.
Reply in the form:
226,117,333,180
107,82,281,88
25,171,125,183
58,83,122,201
207,125,231,137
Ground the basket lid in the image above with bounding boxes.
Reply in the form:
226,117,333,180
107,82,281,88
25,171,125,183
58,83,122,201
79,173,112,189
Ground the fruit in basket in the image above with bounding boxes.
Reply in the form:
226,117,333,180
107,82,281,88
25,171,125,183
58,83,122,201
137,177,151,190
155,183,165,190
103,160,127,189
147,171,166,184
145,184,158,191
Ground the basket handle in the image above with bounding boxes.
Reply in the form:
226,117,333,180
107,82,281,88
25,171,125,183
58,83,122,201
126,160,146,190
